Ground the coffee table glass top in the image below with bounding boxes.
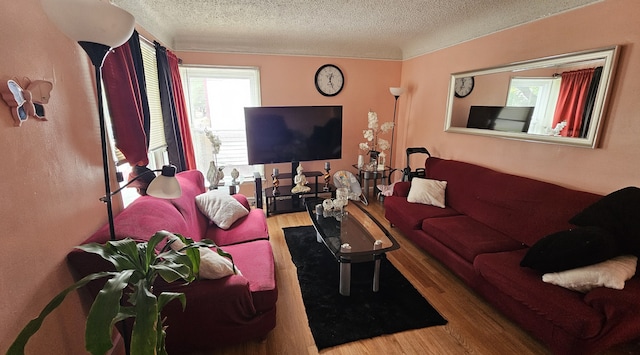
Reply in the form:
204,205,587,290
305,198,399,260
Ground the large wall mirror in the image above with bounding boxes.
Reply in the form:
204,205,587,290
444,46,619,148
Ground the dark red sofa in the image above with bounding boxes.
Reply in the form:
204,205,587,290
67,170,277,354
384,157,640,354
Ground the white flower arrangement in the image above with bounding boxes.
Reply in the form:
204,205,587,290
204,127,222,155
204,127,224,173
360,111,393,154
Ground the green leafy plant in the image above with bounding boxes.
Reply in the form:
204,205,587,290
8,230,234,355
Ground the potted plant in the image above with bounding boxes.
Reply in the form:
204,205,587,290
7,230,234,355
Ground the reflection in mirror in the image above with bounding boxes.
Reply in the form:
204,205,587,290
445,46,619,148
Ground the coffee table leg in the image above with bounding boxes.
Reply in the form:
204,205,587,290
339,261,351,296
373,258,381,292
363,178,370,198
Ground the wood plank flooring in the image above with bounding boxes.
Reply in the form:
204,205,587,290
194,199,639,355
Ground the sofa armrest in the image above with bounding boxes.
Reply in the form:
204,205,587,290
232,194,251,210
393,181,411,197
585,277,640,321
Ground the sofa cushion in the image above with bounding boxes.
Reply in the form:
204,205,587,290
475,249,605,339
206,208,270,246
520,226,621,273
542,255,637,293
87,197,190,246
171,170,210,241
384,195,460,230
407,178,447,208
569,186,640,256
392,181,411,197
422,215,525,263
196,190,249,229
232,193,252,210
425,157,602,247
221,240,277,313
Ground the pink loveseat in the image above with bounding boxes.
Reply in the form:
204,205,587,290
67,170,277,354
384,157,640,354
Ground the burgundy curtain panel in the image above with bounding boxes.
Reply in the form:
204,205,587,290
552,68,595,137
155,42,195,172
167,50,196,170
102,34,149,167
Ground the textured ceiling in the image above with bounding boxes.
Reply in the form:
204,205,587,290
112,0,601,60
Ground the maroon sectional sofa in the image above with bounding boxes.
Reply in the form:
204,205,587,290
384,157,640,354
67,170,277,354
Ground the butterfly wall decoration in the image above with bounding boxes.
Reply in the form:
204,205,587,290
0,78,54,126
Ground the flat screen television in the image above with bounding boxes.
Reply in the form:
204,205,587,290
244,105,342,165
466,106,535,133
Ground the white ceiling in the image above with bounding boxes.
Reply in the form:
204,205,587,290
112,0,601,60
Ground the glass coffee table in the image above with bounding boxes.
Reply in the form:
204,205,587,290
305,198,399,296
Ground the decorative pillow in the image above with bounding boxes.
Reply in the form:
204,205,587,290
168,235,241,279
520,226,621,273
542,255,637,293
407,178,447,208
195,190,249,229
569,186,640,256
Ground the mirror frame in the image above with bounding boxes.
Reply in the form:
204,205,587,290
444,46,619,148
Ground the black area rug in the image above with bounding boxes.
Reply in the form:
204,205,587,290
284,226,447,350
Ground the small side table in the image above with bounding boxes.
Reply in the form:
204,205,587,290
352,165,392,199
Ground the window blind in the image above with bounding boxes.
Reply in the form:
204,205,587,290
140,40,166,151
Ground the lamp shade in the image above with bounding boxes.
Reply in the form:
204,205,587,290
146,166,182,199
41,0,135,47
389,87,405,97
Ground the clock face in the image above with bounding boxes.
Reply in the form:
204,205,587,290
454,76,474,98
315,64,344,96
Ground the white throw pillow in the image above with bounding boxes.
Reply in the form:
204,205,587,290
542,255,637,293
407,178,447,208
168,234,241,279
195,190,249,229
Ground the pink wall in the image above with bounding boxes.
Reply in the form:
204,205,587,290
398,0,640,195
1,0,638,353
0,1,121,353
177,52,403,174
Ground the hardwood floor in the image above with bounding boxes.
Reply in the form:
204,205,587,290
196,199,639,355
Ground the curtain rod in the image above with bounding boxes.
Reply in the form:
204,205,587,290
138,34,183,64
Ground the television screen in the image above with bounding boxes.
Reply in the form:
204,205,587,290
467,106,534,133
244,105,342,165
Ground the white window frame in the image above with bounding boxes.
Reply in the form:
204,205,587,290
180,66,262,185
507,77,561,135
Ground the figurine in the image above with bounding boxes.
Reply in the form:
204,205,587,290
323,171,331,191
272,173,280,195
291,164,311,193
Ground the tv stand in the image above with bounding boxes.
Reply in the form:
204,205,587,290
255,170,334,216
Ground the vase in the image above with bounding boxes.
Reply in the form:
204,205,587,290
207,161,223,189
357,155,364,168
230,168,240,184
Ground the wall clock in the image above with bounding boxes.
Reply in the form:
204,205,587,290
454,76,474,98
315,64,344,96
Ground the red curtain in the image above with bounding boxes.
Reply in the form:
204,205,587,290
102,42,149,166
551,68,595,137
166,50,196,170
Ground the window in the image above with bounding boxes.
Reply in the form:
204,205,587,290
506,77,561,135
180,67,261,184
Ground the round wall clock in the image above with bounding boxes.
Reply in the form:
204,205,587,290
454,76,474,98
315,64,344,96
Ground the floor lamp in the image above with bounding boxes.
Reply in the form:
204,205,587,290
389,87,405,170
41,1,179,353
40,0,136,241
